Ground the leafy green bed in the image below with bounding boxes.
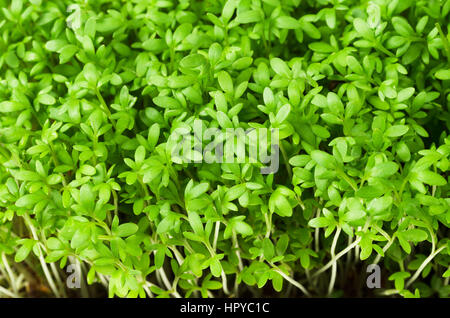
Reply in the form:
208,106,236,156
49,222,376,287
0,0,449,298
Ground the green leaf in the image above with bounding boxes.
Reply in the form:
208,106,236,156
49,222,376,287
311,150,337,169
83,63,99,85
225,184,246,201
416,170,447,186
216,111,233,129
270,58,291,77
275,104,291,123
343,209,366,222
308,217,329,228
402,229,428,242
15,244,33,262
233,220,253,237
153,96,181,109
371,162,399,178
385,125,409,137
435,69,450,80
187,211,204,235
217,71,233,94
210,258,222,277
262,238,275,260
276,234,289,255
15,170,41,181
392,17,414,36
309,42,334,53
367,196,393,215
269,191,293,217
311,94,327,107
16,194,43,207
71,227,90,249
116,223,139,237
135,145,146,165
80,165,96,176
327,92,344,114
0,101,26,113
353,18,374,40
180,54,206,68
80,184,94,209
397,87,415,102
236,10,261,24
276,16,300,29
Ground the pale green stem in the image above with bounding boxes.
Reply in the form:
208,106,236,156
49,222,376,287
24,215,61,298
406,245,446,288
273,268,310,297
328,226,341,296
313,237,361,278
1,253,17,294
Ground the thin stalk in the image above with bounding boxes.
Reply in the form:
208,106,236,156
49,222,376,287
112,190,119,218
264,211,272,238
273,268,310,297
205,242,230,295
143,283,154,298
23,215,61,297
232,231,244,271
379,289,400,296
279,141,292,180
328,226,341,296
314,209,320,253
313,237,361,278
158,267,181,298
76,259,89,298
213,221,220,250
149,241,181,298
0,285,18,298
1,253,17,294
405,245,446,288
49,262,67,298
345,235,353,269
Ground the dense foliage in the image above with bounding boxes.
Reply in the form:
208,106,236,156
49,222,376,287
0,0,449,298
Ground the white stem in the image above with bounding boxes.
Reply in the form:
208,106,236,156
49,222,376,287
49,262,67,297
213,221,220,250
24,216,61,298
0,285,19,298
98,273,109,288
143,283,154,298
314,209,320,253
328,227,341,296
346,236,353,267
16,273,25,290
406,245,446,288
1,253,17,294
158,267,181,298
313,237,361,278
76,259,89,298
232,231,243,271
221,269,230,295
274,269,310,297
379,288,399,296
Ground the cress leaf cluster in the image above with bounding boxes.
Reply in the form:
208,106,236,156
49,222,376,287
0,0,449,298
